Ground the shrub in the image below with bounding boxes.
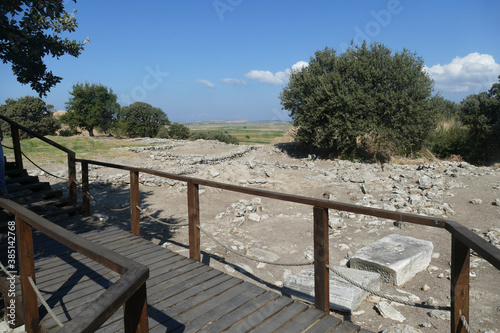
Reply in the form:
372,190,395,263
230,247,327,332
189,130,239,145
427,122,468,159
59,128,81,137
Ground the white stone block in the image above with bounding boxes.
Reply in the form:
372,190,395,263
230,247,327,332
283,267,380,312
350,234,433,286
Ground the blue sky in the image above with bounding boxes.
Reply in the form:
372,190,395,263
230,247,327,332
1,0,499,122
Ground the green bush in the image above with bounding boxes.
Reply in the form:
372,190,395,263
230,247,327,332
167,122,190,140
59,128,81,137
190,130,239,145
427,123,468,159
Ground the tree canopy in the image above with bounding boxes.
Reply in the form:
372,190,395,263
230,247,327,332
280,42,436,157
117,102,170,138
0,96,60,138
459,76,500,163
61,82,119,136
0,0,87,96
167,122,190,140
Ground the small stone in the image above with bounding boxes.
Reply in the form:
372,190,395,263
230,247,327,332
428,309,451,320
425,297,439,306
493,198,500,206
469,198,482,205
247,248,280,263
361,183,371,194
351,310,365,316
248,213,261,222
382,324,422,333
339,259,349,267
257,263,266,269
376,301,406,322
209,169,220,178
224,265,236,273
431,252,440,259
422,284,430,291
437,273,444,278
236,263,254,275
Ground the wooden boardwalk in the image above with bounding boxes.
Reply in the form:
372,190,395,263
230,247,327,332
23,219,370,332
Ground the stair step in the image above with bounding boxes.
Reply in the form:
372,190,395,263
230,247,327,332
25,197,73,210
5,168,27,177
6,175,39,185
13,189,63,203
8,182,51,193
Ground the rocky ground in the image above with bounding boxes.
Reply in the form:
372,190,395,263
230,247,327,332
28,138,500,333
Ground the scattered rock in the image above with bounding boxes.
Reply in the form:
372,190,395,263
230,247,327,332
381,324,422,333
421,284,430,292
376,301,406,322
469,198,482,205
283,267,381,312
350,234,434,286
428,309,451,321
248,213,261,222
247,248,280,263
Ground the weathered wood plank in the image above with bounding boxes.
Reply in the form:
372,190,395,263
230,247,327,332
175,285,265,333
330,320,362,333
275,308,325,333
224,296,294,333
250,301,309,332
305,313,342,333
198,290,280,333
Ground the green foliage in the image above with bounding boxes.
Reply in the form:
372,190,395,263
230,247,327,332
280,42,435,158
59,128,81,137
0,0,87,96
426,122,468,159
429,95,459,121
459,77,500,163
0,96,60,138
61,83,119,136
116,102,170,138
168,122,190,140
190,130,239,145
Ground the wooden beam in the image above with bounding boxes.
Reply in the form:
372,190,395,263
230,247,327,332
68,152,77,204
451,235,469,333
124,282,149,333
10,124,23,170
130,171,140,236
16,216,40,333
82,161,90,216
313,206,329,313
188,181,200,262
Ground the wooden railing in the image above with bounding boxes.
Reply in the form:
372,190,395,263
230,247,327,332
0,115,77,204
0,198,149,333
77,158,500,333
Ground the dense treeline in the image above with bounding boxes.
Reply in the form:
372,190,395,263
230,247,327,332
0,82,238,145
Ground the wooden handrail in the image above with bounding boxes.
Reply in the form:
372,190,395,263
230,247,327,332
0,115,77,203
0,199,149,333
77,157,500,333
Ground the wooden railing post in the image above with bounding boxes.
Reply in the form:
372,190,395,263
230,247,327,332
187,181,200,262
451,235,470,333
130,171,140,236
82,161,90,216
68,152,77,204
313,206,329,313
124,282,149,333
10,124,23,169
16,215,40,333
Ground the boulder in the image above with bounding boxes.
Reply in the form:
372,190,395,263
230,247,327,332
283,267,380,312
350,234,433,286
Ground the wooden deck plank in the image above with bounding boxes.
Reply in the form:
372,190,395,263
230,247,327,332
174,285,266,333
149,278,243,332
275,308,325,333
249,301,309,332
224,296,294,333
24,222,366,333
305,314,343,333
197,290,280,333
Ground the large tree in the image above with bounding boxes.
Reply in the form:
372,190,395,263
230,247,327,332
61,82,119,136
0,0,87,96
117,102,170,138
459,76,500,163
0,96,60,138
280,42,436,157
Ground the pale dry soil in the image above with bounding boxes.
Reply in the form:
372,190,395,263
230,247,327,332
28,139,500,333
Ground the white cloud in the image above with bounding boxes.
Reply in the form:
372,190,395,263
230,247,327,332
244,61,309,85
424,53,500,93
221,78,247,85
196,79,215,88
